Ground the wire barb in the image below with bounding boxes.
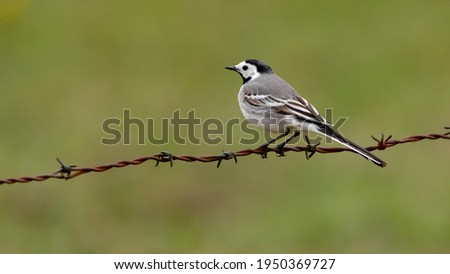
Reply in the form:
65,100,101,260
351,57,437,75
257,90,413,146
217,150,238,168
155,151,174,167
53,157,77,180
371,133,392,150
1,129,449,185
304,136,320,160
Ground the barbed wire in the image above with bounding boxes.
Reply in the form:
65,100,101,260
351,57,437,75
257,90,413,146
1,128,449,185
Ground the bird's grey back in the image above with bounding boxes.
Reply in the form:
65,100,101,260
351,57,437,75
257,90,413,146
241,73,300,99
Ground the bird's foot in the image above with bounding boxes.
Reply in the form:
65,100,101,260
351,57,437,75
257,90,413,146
257,144,270,159
275,143,286,157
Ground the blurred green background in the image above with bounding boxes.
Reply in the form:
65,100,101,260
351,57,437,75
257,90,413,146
1,0,449,253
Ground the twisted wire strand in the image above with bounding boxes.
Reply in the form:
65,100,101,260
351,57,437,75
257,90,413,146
1,129,449,185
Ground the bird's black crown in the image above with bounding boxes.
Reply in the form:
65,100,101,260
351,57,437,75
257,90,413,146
245,59,273,73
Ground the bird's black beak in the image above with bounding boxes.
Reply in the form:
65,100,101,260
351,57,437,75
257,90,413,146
225,66,237,71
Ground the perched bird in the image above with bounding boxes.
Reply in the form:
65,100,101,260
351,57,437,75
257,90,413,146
225,59,386,167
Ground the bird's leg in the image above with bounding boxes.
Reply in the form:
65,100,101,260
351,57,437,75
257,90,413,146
275,130,301,157
258,130,291,158
304,135,320,160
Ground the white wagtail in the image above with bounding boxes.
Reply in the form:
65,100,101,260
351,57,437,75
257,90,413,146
225,59,386,167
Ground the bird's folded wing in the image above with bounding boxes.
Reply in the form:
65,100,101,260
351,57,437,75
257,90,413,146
243,92,327,124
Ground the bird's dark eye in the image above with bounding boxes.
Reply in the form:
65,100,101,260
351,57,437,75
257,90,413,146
243,65,248,71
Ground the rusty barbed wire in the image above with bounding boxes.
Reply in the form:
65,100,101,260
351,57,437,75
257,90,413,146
1,128,449,185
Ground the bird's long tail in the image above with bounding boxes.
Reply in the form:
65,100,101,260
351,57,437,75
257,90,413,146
316,124,387,167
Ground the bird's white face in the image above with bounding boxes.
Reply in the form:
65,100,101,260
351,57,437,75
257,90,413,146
228,61,261,83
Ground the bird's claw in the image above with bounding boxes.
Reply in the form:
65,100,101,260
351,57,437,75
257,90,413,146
275,144,286,157
258,144,270,159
